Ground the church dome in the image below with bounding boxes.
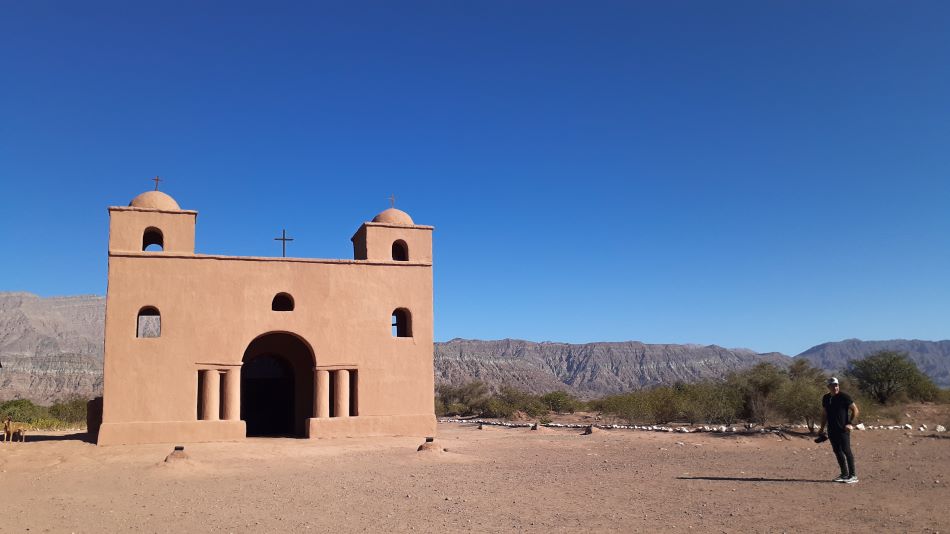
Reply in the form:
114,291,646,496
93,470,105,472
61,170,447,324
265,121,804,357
372,208,414,225
129,190,181,210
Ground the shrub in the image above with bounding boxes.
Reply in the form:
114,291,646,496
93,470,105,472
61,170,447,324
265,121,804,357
540,391,579,414
776,378,825,431
728,363,788,426
645,386,681,424
679,382,742,425
49,396,88,425
0,399,50,423
436,381,491,416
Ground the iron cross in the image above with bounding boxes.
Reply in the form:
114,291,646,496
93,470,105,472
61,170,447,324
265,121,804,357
388,194,396,208
274,229,294,257
152,176,162,191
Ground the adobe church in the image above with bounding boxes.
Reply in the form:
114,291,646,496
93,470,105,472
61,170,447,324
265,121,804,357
96,186,436,445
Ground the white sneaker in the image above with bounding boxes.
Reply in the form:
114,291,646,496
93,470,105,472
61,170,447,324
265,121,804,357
833,475,849,482
843,475,859,484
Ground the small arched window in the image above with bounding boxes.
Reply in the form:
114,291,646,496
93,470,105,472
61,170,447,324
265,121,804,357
392,240,409,261
272,293,294,311
143,227,164,252
136,306,161,338
392,308,412,338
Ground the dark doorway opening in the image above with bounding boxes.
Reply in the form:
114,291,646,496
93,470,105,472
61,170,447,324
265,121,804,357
242,355,294,436
241,332,315,437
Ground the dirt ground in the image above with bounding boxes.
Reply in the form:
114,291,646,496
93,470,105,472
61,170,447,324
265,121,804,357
1,423,947,533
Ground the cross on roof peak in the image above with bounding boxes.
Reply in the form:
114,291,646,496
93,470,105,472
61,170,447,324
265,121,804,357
152,176,162,191
388,194,396,209
274,229,294,258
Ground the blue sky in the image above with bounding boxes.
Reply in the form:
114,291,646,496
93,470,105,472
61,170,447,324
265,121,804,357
2,2,948,355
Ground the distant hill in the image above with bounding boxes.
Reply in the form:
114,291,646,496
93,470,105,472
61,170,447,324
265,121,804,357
434,338,790,398
1,292,947,402
0,292,104,403
797,339,950,388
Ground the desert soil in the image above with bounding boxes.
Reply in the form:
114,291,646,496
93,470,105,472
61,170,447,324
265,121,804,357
1,424,947,533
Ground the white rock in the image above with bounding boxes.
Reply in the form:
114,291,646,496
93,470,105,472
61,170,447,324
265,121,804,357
918,426,926,432
856,423,866,431
936,425,946,432
903,424,913,430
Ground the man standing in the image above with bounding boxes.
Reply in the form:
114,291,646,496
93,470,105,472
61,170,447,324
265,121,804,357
818,377,859,483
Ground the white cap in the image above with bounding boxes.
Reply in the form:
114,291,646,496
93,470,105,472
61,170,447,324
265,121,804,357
827,377,839,386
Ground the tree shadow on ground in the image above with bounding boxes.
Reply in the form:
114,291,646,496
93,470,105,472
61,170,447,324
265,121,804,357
678,476,831,483
698,429,815,442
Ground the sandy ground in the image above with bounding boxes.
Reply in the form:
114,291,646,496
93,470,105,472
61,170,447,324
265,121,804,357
1,424,948,533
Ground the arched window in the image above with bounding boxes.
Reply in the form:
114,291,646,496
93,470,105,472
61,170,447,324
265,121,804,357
143,227,164,252
392,240,409,261
392,308,412,337
272,293,294,311
136,306,161,338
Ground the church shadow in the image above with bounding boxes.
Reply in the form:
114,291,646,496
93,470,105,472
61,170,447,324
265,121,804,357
678,476,830,483
22,432,96,444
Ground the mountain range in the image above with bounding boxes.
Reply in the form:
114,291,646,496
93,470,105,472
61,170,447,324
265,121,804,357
1,292,947,402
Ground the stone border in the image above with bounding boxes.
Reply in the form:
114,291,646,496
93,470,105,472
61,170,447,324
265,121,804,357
438,419,947,434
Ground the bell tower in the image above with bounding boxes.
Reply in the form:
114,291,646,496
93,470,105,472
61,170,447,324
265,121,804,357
108,188,196,255
351,207,432,263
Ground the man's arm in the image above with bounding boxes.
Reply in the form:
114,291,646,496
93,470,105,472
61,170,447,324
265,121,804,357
846,402,859,430
819,411,827,434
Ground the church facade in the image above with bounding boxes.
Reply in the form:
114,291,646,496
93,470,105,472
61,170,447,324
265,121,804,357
96,188,436,445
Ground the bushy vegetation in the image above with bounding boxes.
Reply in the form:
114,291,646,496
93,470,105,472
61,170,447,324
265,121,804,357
0,397,88,430
436,355,949,431
845,350,939,404
435,382,581,418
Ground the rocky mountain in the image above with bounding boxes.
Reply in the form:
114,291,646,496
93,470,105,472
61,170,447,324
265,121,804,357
0,292,104,403
434,338,790,398
797,339,950,388
2,292,948,402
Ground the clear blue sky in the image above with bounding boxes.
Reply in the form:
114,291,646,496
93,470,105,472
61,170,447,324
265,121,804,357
2,2,948,356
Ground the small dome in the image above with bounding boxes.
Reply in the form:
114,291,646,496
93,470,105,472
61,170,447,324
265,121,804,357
129,191,181,210
372,208,414,225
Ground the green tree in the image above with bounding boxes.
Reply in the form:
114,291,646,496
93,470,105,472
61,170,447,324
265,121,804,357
679,382,742,425
775,379,825,432
645,386,681,424
436,381,491,416
787,358,826,383
540,391,578,414
846,351,937,404
728,363,789,426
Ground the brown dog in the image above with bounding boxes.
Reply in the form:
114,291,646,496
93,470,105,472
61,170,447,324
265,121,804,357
3,418,28,443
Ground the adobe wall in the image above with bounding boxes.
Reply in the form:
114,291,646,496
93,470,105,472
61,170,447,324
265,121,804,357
98,252,434,445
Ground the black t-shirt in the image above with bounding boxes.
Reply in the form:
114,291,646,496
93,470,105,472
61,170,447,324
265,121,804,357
823,392,854,434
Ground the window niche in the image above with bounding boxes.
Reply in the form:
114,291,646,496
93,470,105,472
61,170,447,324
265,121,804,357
142,227,164,252
392,240,409,261
272,293,294,312
136,306,161,338
391,308,412,338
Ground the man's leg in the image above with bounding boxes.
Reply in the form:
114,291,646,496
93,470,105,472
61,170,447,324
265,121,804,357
829,433,849,478
839,432,855,478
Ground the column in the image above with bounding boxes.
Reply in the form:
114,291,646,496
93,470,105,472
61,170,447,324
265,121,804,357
222,368,241,421
200,369,220,421
333,369,350,418
315,369,330,419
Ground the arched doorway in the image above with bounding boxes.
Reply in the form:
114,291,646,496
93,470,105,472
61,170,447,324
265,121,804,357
241,332,315,437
